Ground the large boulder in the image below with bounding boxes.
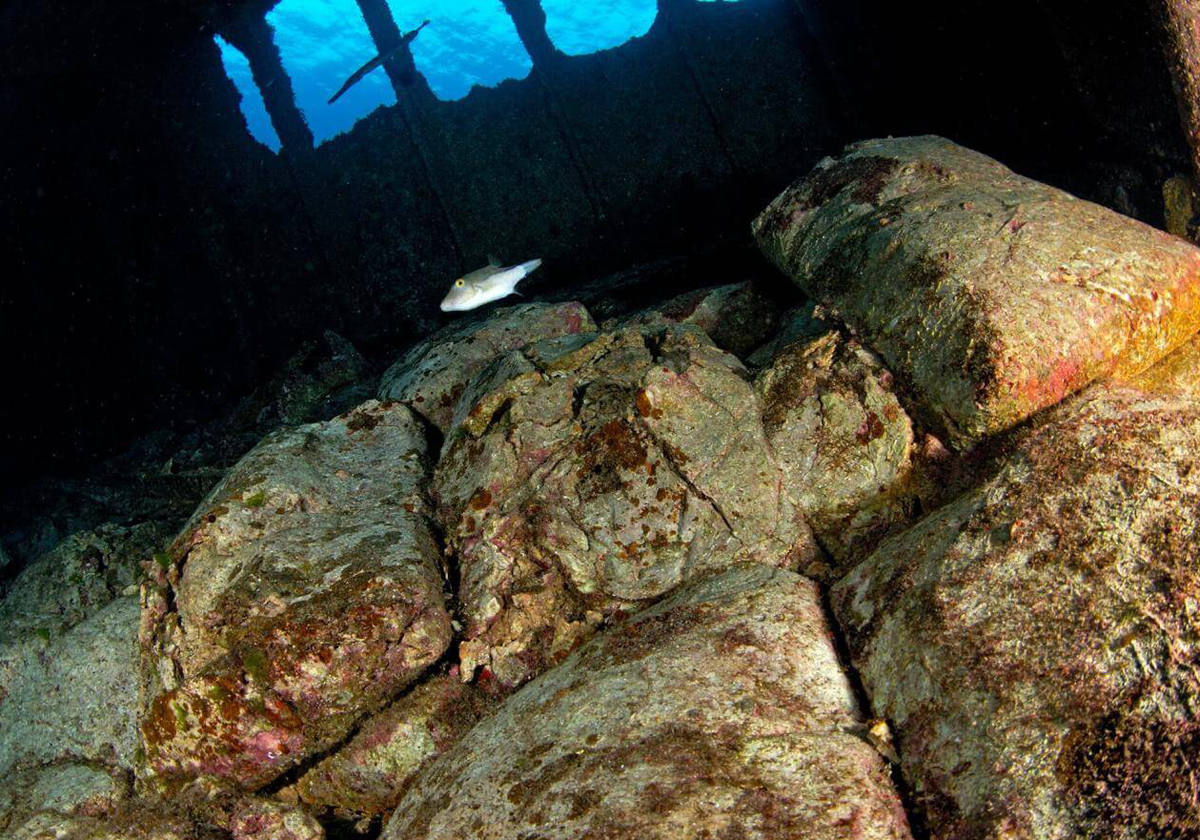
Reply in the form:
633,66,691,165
754,135,1200,446
832,385,1200,838
756,331,917,574
139,401,451,793
378,302,595,432
382,565,912,840
433,325,816,689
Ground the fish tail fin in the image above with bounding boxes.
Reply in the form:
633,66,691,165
517,258,543,276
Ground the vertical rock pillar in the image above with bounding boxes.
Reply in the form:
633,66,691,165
500,0,563,68
220,10,314,155
1161,0,1200,188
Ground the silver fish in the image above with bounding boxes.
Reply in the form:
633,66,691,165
439,257,542,312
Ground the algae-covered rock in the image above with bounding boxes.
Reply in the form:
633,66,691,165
1120,328,1200,397
756,331,916,574
433,325,816,689
9,801,220,840
0,596,140,782
295,675,489,818
832,385,1200,839
230,799,323,840
754,135,1200,446
378,302,595,431
0,762,131,836
139,401,451,792
382,565,911,840
0,522,167,643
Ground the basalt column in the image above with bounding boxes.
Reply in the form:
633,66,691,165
220,10,314,155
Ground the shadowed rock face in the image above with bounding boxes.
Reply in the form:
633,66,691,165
833,384,1200,839
382,565,912,840
432,323,816,690
139,401,451,792
754,135,1200,446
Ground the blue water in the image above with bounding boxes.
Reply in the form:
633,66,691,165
217,0,736,151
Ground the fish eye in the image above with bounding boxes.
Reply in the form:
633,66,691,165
455,279,464,287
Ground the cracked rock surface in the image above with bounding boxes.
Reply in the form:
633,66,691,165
433,324,816,690
382,565,912,840
378,302,595,432
756,330,917,575
139,400,451,792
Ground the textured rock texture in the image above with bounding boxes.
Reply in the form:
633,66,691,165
1121,327,1200,396
611,282,783,357
833,385,1200,839
295,675,489,818
432,324,815,689
378,302,595,432
382,565,911,840
754,135,1200,445
139,401,451,792
230,799,324,840
0,523,166,643
0,596,141,782
756,331,916,573
9,802,221,840
0,762,131,836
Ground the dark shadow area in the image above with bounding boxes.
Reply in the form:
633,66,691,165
0,0,1188,530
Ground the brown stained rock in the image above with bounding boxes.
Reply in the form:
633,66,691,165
753,135,1200,447
433,326,816,690
755,332,917,576
381,565,912,840
831,385,1200,839
230,799,323,840
378,302,596,432
609,282,784,358
139,401,451,793
295,675,490,818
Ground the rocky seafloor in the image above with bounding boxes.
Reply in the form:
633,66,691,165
3,135,1200,839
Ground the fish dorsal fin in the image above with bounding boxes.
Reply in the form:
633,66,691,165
487,254,502,268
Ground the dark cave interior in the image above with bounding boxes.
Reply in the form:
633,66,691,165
0,0,1188,492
